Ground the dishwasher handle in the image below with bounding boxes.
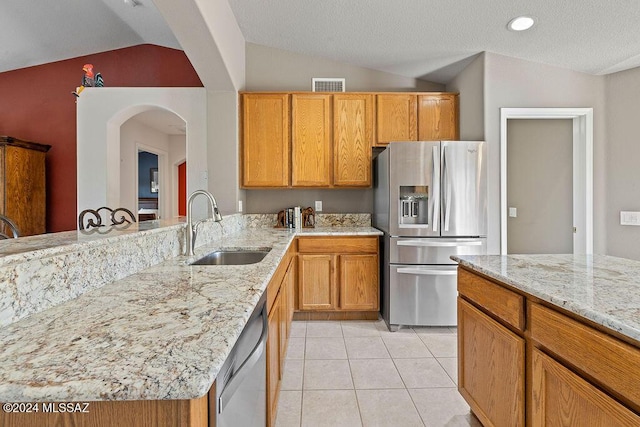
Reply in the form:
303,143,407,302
396,267,458,276
218,303,268,414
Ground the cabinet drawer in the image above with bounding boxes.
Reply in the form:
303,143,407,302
297,236,378,254
530,302,640,410
458,268,525,331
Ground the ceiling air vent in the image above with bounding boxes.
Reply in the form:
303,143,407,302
312,78,346,92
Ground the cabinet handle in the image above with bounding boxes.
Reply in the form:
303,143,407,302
397,267,457,276
397,240,483,247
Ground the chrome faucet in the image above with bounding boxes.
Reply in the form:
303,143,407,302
186,190,223,256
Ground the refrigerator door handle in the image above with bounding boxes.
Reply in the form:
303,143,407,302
397,267,458,276
443,145,452,232
396,240,483,247
430,145,440,232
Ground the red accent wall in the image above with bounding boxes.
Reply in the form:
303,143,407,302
0,44,202,232
178,161,187,216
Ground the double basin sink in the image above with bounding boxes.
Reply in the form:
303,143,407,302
191,248,271,266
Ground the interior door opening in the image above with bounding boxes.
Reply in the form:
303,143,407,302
507,119,573,254
500,108,593,255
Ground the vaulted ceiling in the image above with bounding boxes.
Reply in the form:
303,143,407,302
3,0,640,83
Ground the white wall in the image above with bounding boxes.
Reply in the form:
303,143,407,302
207,91,242,215
246,43,444,92
153,0,245,91
446,53,485,141
77,88,208,222
483,53,607,254
605,67,640,260
119,119,170,216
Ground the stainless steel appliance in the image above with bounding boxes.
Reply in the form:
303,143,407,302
216,294,267,427
373,141,487,330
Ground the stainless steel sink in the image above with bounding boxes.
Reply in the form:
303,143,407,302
191,249,271,265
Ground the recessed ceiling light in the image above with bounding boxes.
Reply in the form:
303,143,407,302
508,16,535,31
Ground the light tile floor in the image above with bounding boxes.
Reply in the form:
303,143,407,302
275,320,483,427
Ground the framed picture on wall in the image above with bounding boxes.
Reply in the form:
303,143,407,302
150,168,159,193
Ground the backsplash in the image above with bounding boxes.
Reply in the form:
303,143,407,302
242,213,371,228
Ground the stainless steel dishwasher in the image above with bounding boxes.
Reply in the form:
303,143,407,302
216,294,267,427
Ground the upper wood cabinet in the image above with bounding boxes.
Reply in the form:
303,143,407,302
375,94,417,145
292,94,332,187
241,93,290,187
241,91,459,187
418,93,459,140
333,94,373,187
375,92,459,146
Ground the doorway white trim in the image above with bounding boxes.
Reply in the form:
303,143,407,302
500,108,593,255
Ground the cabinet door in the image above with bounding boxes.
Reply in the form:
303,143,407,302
242,94,290,187
298,254,336,310
286,257,296,325
532,348,640,426
267,292,281,427
339,254,379,310
279,283,289,373
458,298,525,427
292,94,331,186
418,94,459,141
333,94,373,186
375,94,417,146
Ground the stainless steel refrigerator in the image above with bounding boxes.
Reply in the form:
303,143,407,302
373,141,487,330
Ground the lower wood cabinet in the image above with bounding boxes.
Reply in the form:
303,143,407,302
298,254,335,310
297,236,379,316
457,297,525,427
339,254,379,310
0,395,210,427
531,347,640,426
266,247,296,427
267,291,282,427
459,267,640,426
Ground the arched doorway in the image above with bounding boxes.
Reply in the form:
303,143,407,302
76,87,208,226
119,108,187,221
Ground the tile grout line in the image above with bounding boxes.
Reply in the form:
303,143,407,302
342,323,366,427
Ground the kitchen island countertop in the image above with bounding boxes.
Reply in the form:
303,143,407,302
453,254,640,345
0,225,381,403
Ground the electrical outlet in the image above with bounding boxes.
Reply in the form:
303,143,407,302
620,211,640,226
315,200,323,212
238,200,243,212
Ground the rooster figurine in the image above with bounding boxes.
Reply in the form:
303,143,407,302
72,64,104,98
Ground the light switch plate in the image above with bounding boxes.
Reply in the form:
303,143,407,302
315,200,323,212
509,207,517,218
620,211,640,226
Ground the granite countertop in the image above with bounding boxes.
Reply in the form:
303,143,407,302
453,254,640,345
0,225,381,402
